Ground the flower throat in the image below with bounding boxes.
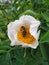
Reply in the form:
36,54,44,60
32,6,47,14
17,26,36,44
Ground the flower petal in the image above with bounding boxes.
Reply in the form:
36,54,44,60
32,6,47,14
7,20,23,41
20,15,38,27
28,40,39,49
10,39,39,49
30,21,40,38
30,20,40,28
30,26,38,38
10,40,27,46
10,40,21,46
36,30,40,40
8,22,15,41
11,34,39,49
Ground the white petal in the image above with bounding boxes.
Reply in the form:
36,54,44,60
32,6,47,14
22,45,28,48
36,30,40,40
11,35,30,47
7,20,23,41
21,40,39,49
28,41,39,49
11,35,39,49
30,20,40,28
30,21,40,38
10,40,27,46
10,40,21,46
30,26,38,38
20,15,39,27
8,22,15,41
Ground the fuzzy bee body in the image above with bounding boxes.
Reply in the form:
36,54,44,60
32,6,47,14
20,26,26,37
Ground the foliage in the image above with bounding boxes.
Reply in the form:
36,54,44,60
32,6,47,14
0,0,49,65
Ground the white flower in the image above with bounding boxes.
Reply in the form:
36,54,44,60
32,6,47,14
7,15,40,49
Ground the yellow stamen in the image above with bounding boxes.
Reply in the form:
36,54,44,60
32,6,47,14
17,27,36,44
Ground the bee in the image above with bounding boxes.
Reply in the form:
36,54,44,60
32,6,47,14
20,26,26,37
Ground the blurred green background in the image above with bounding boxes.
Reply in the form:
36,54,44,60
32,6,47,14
0,0,49,65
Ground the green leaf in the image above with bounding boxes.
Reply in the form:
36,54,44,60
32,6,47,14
36,0,45,4
47,23,49,27
41,13,49,22
0,50,6,54
40,31,49,43
5,52,12,65
40,24,49,31
45,0,49,5
21,10,40,18
40,44,49,65
0,52,11,65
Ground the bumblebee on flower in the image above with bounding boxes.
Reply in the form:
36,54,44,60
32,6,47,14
7,15,40,49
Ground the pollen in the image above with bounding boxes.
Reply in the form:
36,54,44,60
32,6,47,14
17,27,36,44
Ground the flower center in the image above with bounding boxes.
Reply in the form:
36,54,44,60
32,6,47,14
17,26,36,44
